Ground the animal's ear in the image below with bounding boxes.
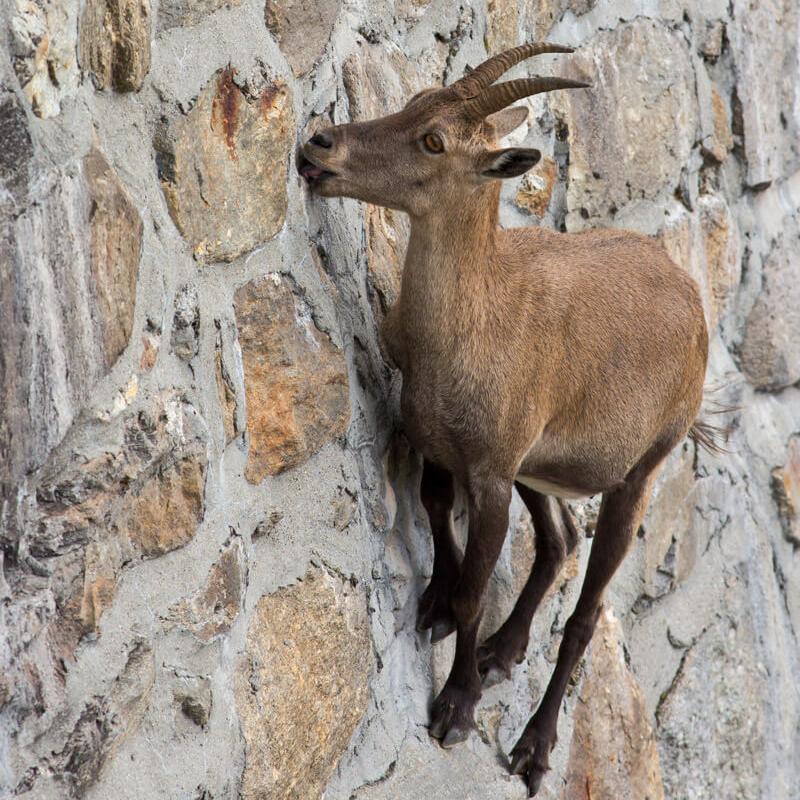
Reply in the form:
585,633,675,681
484,106,529,139
479,148,541,179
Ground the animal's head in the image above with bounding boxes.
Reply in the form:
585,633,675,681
298,43,589,216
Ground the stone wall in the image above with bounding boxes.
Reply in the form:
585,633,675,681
1,0,799,798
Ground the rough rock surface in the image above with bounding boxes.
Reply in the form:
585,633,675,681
1,1,799,799
234,273,350,482
155,66,293,262
552,19,697,229
564,611,664,800
0,144,142,532
729,0,799,187
265,0,340,76
157,0,241,31
56,641,155,795
167,537,244,640
84,148,143,368
79,0,152,92
9,0,80,117
235,568,370,799
739,218,800,390
656,614,769,800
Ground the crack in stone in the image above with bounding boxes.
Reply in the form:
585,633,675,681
655,621,714,727
770,547,798,643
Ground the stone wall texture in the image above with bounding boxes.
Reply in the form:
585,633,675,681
1,1,799,799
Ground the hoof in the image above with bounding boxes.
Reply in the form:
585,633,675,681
429,685,478,748
441,725,471,749
509,718,557,797
477,632,527,688
417,580,457,643
430,617,457,643
481,663,510,689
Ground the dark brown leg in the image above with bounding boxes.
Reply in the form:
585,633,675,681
417,460,460,642
510,452,665,796
429,474,513,747
478,488,578,685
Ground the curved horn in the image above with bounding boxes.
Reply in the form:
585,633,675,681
464,77,591,119
449,43,575,99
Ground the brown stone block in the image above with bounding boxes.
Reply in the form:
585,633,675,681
265,0,340,76
564,610,665,800
84,148,143,369
772,435,800,547
80,0,152,92
157,67,293,262
234,274,350,481
167,538,244,641
235,568,370,799
120,457,206,556
515,157,558,218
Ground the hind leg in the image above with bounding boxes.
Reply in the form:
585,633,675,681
417,460,461,643
478,488,578,685
509,448,666,796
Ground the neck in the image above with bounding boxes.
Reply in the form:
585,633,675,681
397,181,506,346
402,182,502,301
407,181,500,273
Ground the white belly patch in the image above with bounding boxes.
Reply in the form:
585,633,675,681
515,474,591,499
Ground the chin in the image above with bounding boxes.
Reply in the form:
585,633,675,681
301,172,346,197
312,178,344,197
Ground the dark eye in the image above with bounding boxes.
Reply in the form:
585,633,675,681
423,133,444,154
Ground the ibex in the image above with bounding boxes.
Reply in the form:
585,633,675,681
299,43,713,796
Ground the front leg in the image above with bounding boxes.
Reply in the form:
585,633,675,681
429,474,512,747
417,460,460,642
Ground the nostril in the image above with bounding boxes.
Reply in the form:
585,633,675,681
309,132,333,149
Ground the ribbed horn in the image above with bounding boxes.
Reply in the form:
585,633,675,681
449,43,575,99
464,77,591,119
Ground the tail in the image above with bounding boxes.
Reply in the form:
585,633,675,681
689,418,731,455
688,382,740,456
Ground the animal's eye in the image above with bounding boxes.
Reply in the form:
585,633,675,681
422,133,444,154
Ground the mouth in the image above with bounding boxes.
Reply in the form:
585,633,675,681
297,150,337,185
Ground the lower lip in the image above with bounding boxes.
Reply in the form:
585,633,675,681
303,171,335,183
